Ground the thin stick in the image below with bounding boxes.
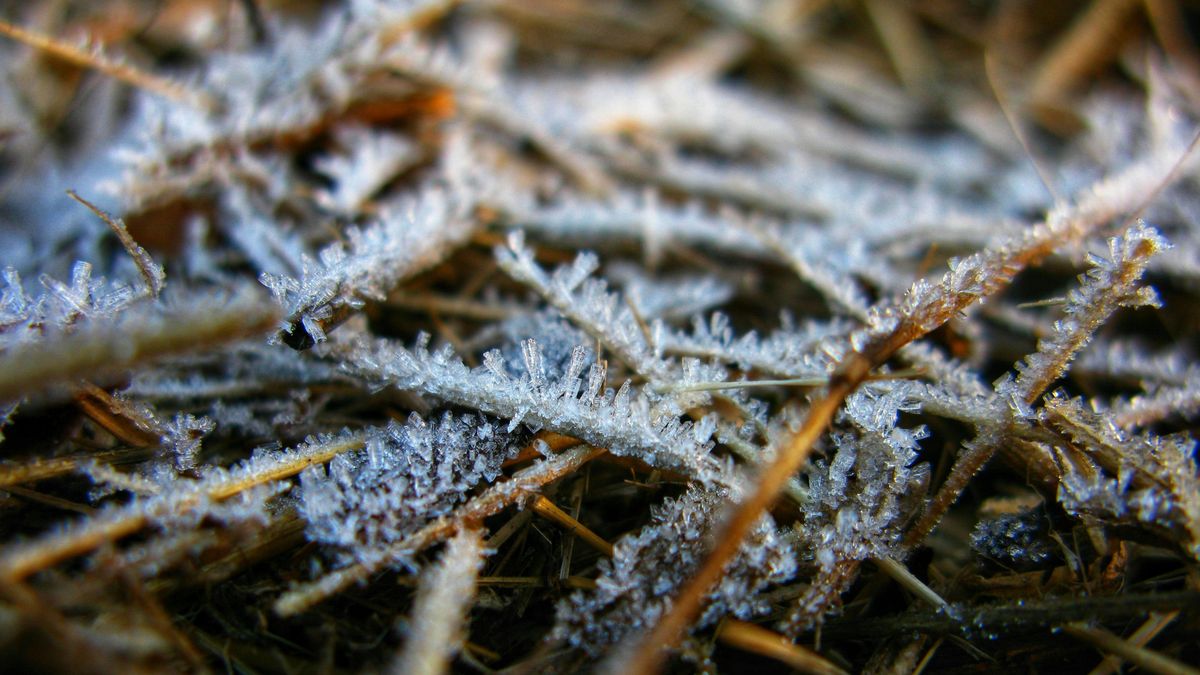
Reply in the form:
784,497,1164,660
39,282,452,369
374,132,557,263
0,435,366,581
530,495,614,557
1088,611,1181,675
716,620,848,675
873,557,948,609
1063,623,1200,675
0,18,215,111
67,191,165,298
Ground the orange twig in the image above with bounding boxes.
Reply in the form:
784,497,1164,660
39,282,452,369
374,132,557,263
717,620,848,675
530,495,614,557
0,18,215,111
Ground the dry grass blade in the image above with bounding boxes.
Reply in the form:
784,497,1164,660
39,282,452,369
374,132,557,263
1027,0,1142,129
389,527,485,675
0,448,150,490
1089,611,1181,675
717,620,848,675
3,1,1200,671
0,290,279,403
67,191,164,298
0,434,365,582
0,18,215,111
872,557,947,609
1063,623,1200,675
530,495,614,557
618,370,862,673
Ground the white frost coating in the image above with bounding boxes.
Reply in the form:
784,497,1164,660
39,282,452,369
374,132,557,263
389,527,486,675
553,485,795,653
300,414,520,561
347,335,728,484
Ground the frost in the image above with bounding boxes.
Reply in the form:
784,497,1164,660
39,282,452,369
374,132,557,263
346,335,728,483
552,485,795,653
262,187,475,347
300,413,521,560
1,1,1199,670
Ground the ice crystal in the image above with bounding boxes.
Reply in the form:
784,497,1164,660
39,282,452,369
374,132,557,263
553,485,795,653
300,413,520,559
1,1,1199,671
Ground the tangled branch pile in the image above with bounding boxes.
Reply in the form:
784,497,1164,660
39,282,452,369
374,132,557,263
1,1,1199,672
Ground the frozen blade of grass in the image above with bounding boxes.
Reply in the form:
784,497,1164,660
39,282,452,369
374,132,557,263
0,18,215,111
1010,222,1165,405
5,2,1200,670
67,191,166,299
274,443,605,616
0,288,279,403
1112,379,1200,428
618,134,1200,674
389,527,486,675
908,222,1170,551
264,188,476,347
0,433,366,582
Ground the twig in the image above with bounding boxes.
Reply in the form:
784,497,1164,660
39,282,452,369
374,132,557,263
529,495,614,557
1089,611,1180,675
0,18,215,111
716,620,848,675
1062,623,1199,675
